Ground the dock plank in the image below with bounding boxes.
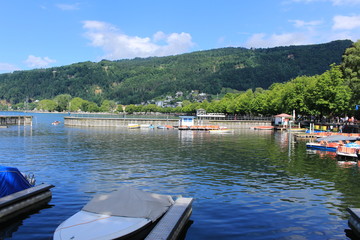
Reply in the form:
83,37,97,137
0,183,54,208
145,197,193,240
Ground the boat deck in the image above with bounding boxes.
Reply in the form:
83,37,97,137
145,197,193,240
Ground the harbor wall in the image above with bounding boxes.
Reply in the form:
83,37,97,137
0,116,32,126
64,116,271,129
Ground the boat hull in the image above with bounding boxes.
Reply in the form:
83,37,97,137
306,143,337,152
54,210,154,240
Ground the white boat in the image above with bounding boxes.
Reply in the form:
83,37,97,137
54,186,175,240
208,128,234,134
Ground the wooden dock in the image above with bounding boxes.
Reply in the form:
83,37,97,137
294,133,319,141
347,208,360,238
145,197,193,240
178,125,221,131
0,183,54,223
0,115,32,126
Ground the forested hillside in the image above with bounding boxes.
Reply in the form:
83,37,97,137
0,40,353,105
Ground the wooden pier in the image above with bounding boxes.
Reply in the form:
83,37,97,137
0,115,32,126
145,197,193,240
347,208,360,238
0,183,54,223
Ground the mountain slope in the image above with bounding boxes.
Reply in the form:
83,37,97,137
0,39,353,104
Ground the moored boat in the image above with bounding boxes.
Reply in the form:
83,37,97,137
306,135,359,152
253,126,274,130
336,142,360,160
208,129,234,134
54,186,177,240
128,123,140,129
0,165,54,223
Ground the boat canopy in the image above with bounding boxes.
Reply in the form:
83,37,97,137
82,186,174,222
345,142,360,148
316,135,358,142
0,165,33,198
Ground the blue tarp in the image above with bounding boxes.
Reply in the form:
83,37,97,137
345,142,360,148
0,165,33,198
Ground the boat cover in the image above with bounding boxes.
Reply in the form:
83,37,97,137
316,135,358,142
345,142,360,148
0,165,33,198
82,186,174,222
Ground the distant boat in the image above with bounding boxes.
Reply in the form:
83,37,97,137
54,187,177,240
253,126,274,130
0,165,54,224
128,124,140,129
52,121,61,125
208,129,234,134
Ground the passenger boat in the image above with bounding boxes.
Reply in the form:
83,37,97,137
306,135,359,152
54,186,176,240
0,165,54,223
336,142,360,159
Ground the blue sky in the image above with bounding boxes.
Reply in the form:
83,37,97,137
0,0,359,73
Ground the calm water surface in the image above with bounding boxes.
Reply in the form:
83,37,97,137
1,112,360,240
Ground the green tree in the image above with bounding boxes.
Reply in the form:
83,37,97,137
282,76,316,116
54,94,72,112
263,83,286,115
125,104,142,113
38,99,57,112
85,101,100,112
309,65,352,117
69,97,86,112
341,40,360,104
100,100,117,112
234,89,254,114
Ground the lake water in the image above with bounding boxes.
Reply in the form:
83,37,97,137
0,112,359,240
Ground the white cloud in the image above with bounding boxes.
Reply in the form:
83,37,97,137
25,55,56,68
290,0,360,5
0,63,20,73
56,3,80,11
333,15,360,30
331,0,360,5
245,32,310,48
289,19,323,28
82,20,195,60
